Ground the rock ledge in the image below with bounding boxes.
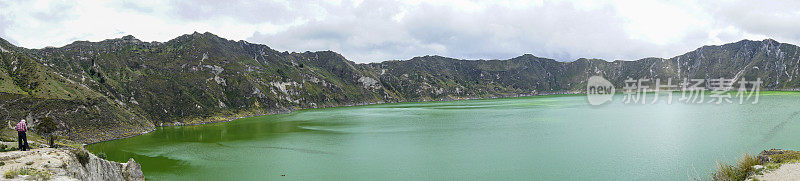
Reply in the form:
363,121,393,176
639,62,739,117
0,148,144,181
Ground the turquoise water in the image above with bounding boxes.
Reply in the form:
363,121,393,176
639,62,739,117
87,93,800,180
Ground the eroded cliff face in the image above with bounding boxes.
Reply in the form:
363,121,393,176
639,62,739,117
0,148,144,181
71,152,144,181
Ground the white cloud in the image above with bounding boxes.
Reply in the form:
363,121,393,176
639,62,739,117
611,0,708,44
0,0,798,62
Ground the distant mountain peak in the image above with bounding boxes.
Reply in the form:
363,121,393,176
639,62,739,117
191,31,221,38
732,38,781,45
509,54,550,61
101,34,143,44
121,35,137,40
408,55,458,61
516,54,539,59
761,38,778,43
0,36,15,52
168,32,227,44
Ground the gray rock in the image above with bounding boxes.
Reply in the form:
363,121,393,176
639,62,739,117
753,165,765,171
0,148,145,181
123,158,145,181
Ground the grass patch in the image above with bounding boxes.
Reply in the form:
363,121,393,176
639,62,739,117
0,144,15,152
756,149,800,172
3,167,52,180
713,149,800,180
762,149,800,163
3,171,12,179
712,154,760,181
764,162,782,170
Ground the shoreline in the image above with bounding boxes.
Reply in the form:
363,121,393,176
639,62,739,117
83,92,582,145
83,90,798,145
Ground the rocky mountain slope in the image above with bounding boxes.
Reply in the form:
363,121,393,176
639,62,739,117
1,32,799,143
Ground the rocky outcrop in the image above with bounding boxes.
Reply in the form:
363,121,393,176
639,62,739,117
755,148,795,164
73,152,144,181
0,148,144,181
743,149,800,181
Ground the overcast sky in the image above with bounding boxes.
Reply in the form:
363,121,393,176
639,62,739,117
1,0,799,63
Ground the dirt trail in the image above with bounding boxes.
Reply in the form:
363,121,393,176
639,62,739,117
749,163,800,181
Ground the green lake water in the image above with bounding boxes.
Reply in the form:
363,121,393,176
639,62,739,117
87,93,800,180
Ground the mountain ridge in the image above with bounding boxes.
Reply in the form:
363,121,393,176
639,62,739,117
1,32,799,143
6,32,787,64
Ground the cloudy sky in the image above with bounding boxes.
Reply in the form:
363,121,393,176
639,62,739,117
0,0,799,62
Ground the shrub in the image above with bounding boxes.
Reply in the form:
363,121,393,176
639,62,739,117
712,154,760,181
2,147,18,152
766,150,800,163
3,170,14,179
751,149,800,172
71,149,90,166
0,144,6,152
713,162,743,181
97,152,107,159
35,117,59,147
737,154,760,174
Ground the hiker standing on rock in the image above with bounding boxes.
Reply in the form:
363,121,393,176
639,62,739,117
16,119,28,151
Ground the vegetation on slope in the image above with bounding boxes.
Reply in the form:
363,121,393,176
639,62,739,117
712,149,800,181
